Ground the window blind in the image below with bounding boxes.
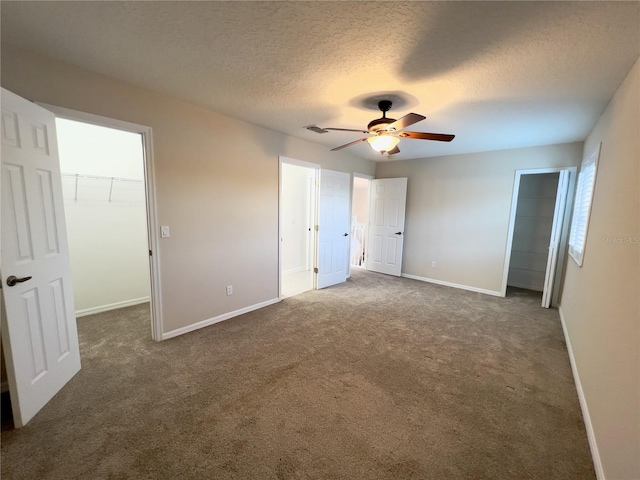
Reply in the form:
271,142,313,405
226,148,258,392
568,143,601,266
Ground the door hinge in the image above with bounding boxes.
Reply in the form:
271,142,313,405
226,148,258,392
314,225,319,231
149,250,153,256
314,267,318,274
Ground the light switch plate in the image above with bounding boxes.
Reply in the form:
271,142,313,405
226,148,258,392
161,226,170,238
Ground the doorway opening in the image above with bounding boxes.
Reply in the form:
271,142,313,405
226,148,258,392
1,91,162,430
502,167,575,307
56,118,151,325
350,175,371,270
279,159,318,298
44,104,162,341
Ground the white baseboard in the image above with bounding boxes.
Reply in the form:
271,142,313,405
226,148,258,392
401,273,502,297
558,306,604,479
75,297,150,318
162,297,281,341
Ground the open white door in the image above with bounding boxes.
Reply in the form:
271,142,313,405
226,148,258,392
541,170,570,308
1,88,81,427
367,178,408,277
316,169,350,289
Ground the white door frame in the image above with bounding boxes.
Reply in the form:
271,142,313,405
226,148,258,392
278,156,319,300
349,173,374,275
501,167,577,306
39,103,164,341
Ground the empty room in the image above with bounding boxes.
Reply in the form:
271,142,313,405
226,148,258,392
1,2,638,479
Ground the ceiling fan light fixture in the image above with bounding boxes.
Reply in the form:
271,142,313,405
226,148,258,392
367,134,400,153
325,99,453,153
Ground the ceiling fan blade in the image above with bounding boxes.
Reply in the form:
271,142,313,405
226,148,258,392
324,127,370,134
330,137,368,151
399,131,455,142
387,145,400,155
386,113,426,131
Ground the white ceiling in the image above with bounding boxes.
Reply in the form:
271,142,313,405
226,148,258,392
2,1,639,161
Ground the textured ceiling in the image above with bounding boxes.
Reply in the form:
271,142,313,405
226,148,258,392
2,1,639,161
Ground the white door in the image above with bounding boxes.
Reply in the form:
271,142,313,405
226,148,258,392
541,170,570,308
1,88,81,427
367,177,408,276
316,169,350,289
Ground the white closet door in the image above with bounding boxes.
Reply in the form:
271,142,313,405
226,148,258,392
1,88,81,427
316,169,350,289
366,178,408,277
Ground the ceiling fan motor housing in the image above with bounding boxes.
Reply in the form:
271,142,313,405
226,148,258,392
367,117,396,132
368,100,396,132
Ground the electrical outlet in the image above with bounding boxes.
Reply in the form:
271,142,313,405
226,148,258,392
226,285,233,296
431,261,437,268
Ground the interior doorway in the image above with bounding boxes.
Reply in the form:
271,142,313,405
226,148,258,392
55,118,152,321
42,104,162,341
502,167,575,307
350,174,371,270
1,90,162,430
279,159,318,298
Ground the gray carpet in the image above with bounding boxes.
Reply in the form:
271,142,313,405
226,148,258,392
1,270,594,479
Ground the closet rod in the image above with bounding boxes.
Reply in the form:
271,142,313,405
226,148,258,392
61,172,144,202
61,172,144,183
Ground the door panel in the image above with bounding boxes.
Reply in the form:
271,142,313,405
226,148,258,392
366,178,408,276
317,169,350,289
387,237,398,264
1,88,81,428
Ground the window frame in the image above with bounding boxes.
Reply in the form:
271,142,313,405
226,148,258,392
568,142,601,266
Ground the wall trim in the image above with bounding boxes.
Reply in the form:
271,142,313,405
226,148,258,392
75,297,150,318
162,298,281,341
401,273,502,297
558,306,604,479
282,266,307,275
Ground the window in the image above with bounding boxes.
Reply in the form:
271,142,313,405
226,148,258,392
569,143,601,266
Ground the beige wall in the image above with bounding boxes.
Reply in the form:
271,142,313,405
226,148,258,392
375,143,582,293
559,57,640,479
1,46,375,334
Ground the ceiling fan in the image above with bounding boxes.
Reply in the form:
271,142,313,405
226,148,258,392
312,100,455,156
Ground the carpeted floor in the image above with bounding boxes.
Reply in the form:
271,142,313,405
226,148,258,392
1,270,594,479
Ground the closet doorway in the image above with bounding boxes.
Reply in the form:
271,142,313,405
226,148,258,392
502,167,576,307
279,158,318,298
55,118,152,327
42,104,162,341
